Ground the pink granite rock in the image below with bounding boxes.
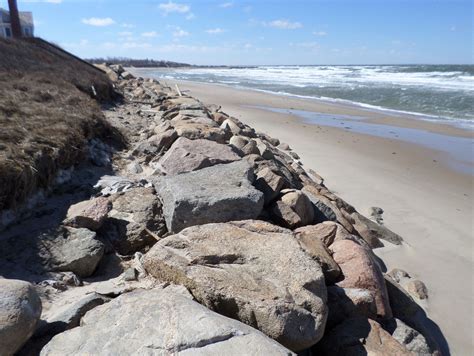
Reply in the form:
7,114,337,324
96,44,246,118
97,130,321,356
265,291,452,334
331,239,392,318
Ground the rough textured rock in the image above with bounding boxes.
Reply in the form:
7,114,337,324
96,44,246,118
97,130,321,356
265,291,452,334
384,318,432,355
270,190,314,229
254,138,274,159
101,187,166,255
331,239,392,318
41,287,294,356
144,220,328,351
254,167,285,205
352,212,403,246
384,277,442,355
174,122,229,143
154,161,264,233
157,137,241,175
384,275,420,321
301,186,337,222
0,279,42,356
22,293,111,354
49,227,105,278
147,128,178,151
229,135,249,150
314,318,412,355
294,228,341,284
326,286,377,328
407,279,428,300
63,197,111,231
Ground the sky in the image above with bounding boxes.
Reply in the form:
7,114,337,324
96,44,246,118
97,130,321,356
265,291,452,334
2,0,472,65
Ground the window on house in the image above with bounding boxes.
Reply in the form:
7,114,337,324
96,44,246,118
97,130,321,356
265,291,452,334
24,27,30,36
5,27,11,38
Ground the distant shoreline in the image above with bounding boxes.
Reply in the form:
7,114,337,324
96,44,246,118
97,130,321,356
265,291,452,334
130,65,474,131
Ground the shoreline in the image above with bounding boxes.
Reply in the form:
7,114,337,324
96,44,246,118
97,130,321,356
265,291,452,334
130,68,474,137
137,76,473,355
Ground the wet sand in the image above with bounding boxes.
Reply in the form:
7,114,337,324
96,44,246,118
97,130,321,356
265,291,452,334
136,75,473,355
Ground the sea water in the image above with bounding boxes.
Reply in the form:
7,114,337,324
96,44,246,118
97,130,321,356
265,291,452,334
135,65,474,129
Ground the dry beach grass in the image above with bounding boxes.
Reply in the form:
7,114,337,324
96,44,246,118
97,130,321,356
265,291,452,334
0,38,121,212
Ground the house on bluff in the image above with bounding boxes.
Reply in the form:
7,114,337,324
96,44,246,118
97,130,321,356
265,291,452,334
0,8,34,38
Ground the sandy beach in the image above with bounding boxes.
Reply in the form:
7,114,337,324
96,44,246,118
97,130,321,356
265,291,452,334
155,78,473,355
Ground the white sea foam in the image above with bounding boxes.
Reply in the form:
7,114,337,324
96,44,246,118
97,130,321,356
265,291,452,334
133,65,474,126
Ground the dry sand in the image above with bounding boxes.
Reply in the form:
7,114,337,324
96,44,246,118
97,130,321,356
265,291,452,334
162,79,473,355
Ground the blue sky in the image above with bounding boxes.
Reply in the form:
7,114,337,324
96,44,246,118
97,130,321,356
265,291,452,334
4,0,473,65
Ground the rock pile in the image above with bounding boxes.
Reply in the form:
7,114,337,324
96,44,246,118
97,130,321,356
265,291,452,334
0,64,440,355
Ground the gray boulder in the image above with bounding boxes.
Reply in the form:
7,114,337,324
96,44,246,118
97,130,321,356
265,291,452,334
48,227,105,278
144,220,328,351
352,212,403,246
0,279,42,355
101,187,166,255
157,137,241,175
41,286,294,356
154,161,264,233
384,318,432,355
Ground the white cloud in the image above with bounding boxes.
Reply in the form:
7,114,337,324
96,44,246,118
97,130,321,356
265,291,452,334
291,41,319,49
118,31,133,37
121,23,135,28
82,17,115,27
142,31,158,37
205,28,225,35
159,1,190,14
173,27,189,37
61,39,89,48
313,31,327,37
186,13,195,20
264,19,302,30
122,42,152,49
219,2,233,8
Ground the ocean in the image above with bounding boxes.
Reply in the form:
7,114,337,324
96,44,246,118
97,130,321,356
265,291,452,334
135,65,474,129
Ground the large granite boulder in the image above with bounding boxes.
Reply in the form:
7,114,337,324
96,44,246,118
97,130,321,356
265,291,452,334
154,161,264,233
314,318,412,355
0,227,104,279
0,279,42,355
157,137,240,175
331,239,392,318
48,227,105,278
144,220,328,351
41,286,294,356
101,187,166,255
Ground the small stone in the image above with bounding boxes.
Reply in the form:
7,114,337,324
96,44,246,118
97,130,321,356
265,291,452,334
407,279,428,300
127,161,143,174
64,197,112,231
122,267,138,281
